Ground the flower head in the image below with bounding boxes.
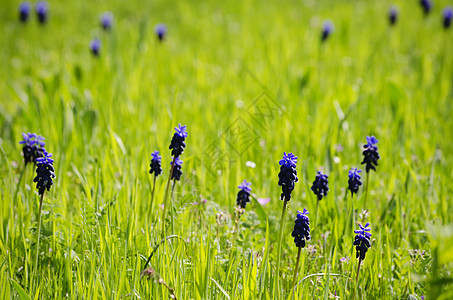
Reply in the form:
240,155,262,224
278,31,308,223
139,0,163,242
19,2,31,22
321,20,334,42
154,24,167,41
291,208,311,248
170,157,183,181
278,152,298,201
420,0,433,16
33,149,56,195
100,11,113,31
19,133,46,164
36,1,48,24
353,222,372,260
149,150,162,176
237,180,252,209
389,6,398,25
311,171,329,201
90,39,101,56
443,7,453,28
348,168,362,196
169,124,188,158
361,136,380,173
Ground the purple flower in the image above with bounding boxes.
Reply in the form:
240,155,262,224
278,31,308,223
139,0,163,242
169,124,188,158
34,150,56,195
149,150,162,176
19,133,45,164
311,171,329,201
321,20,334,42
361,136,380,173
154,24,167,41
353,223,372,260
348,168,362,196
389,6,398,25
90,39,101,56
237,180,252,209
36,1,48,24
420,0,432,16
19,2,31,22
170,157,183,181
291,208,310,248
443,7,453,28
278,152,298,201
100,11,113,31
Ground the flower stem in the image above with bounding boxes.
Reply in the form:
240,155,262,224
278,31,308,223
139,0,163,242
364,172,370,208
290,247,302,298
275,197,288,299
151,174,157,208
33,193,44,293
229,206,242,262
13,163,27,204
314,199,320,231
161,157,176,238
170,179,177,235
356,257,362,284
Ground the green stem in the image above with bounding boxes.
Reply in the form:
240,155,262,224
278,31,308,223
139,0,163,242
161,157,176,238
229,207,242,262
314,199,320,231
13,163,27,204
33,193,44,293
364,172,370,209
275,197,288,299
290,247,302,299
151,174,157,209
356,258,362,285
170,179,176,235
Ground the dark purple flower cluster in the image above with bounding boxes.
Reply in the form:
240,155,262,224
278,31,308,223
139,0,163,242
291,209,311,248
321,20,334,42
149,150,162,176
19,133,45,164
36,1,48,24
100,11,113,31
33,150,56,195
169,124,188,158
389,6,398,25
354,223,372,260
236,180,252,209
90,39,101,57
278,152,298,201
444,7,453,28
361,136,380,173
155,24,167,41
170,158,183,181
420,0,433,16
348,168,362,196
311,171,329,201
19,2,31,23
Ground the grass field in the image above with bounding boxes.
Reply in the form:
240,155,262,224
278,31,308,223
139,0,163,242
1,0,453,299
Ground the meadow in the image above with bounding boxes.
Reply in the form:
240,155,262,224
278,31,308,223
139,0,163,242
1,0,453,299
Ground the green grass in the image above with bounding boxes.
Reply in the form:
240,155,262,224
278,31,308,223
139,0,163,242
1,0,453,298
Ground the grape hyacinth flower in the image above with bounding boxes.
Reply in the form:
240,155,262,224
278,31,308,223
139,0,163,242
420,0,433,16
389,6,398,25
100,11,113,31
90,39,101,57
237,180,252,209
155,24,167,41
290,209,311,293
33,150,55,195
311,171,329,201
170,158,183,181
149,150,162,176
348,168,362,197
321,20,334,42
278,152,298,201
354,222,372,283
292,209,311,248
19,2,31,23
443,7,453,29
36,1,48,24
19,132,45,164
169,124,188,158
361,136,380,173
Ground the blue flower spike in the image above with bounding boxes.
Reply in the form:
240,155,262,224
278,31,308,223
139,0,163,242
36,1,48,24
311,171,329,201
278,152,298,201
348,168,362,196
19,2,31,23
149,150,162,176
361,136,380,173
169,124,188,158
237,180,252,209
33,150,56,195
292,209,311,248
170,157,183,181
354,222,372,260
